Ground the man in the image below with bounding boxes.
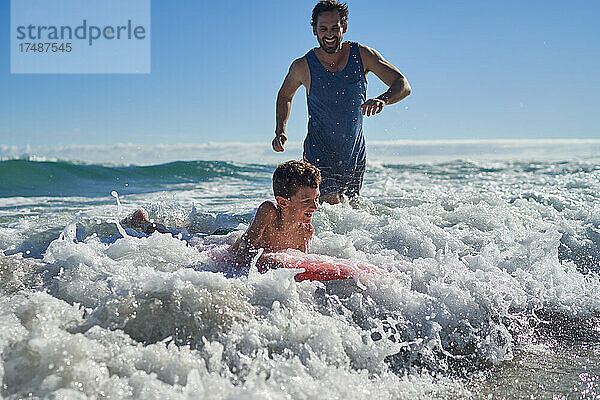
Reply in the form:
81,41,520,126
272,0,411,204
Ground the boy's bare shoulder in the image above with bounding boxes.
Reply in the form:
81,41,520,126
254,201,279,222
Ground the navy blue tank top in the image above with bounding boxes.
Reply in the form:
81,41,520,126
304,41,367,175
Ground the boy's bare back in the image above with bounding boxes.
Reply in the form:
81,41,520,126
233,200,314,255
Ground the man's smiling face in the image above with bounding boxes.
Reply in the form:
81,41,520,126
313,10,346,54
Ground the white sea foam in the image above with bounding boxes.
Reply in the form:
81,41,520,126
2,151,600,398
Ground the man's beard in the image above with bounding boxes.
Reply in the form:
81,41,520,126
319,36,341,54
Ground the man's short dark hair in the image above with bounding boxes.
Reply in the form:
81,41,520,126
311,0,348,27
273,160,321,198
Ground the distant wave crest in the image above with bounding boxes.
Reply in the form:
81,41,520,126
0,159,271,198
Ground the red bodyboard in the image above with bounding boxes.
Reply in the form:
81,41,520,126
265,252,383,282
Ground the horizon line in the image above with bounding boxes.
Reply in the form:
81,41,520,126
3,138,600,150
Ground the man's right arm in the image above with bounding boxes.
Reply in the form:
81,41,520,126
273,58,308,152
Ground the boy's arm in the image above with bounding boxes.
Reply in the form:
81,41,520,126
232,202,277,266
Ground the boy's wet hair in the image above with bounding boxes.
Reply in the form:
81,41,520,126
273,160,322,199
311,0,348,27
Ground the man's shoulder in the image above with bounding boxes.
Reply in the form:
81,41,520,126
287,56,310,82
357,43,378,56
290,55,309,70
357,44,384,70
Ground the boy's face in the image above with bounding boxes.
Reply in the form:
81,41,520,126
286,186,320,224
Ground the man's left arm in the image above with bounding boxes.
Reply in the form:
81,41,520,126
359,45,411,116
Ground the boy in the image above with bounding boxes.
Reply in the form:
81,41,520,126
231,160,321,269
121,160,321,270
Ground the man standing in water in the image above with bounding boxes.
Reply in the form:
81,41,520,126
272,0,411,204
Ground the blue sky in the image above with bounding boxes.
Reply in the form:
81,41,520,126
1,0,599,147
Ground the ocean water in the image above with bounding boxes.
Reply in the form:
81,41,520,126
1,141,600,399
